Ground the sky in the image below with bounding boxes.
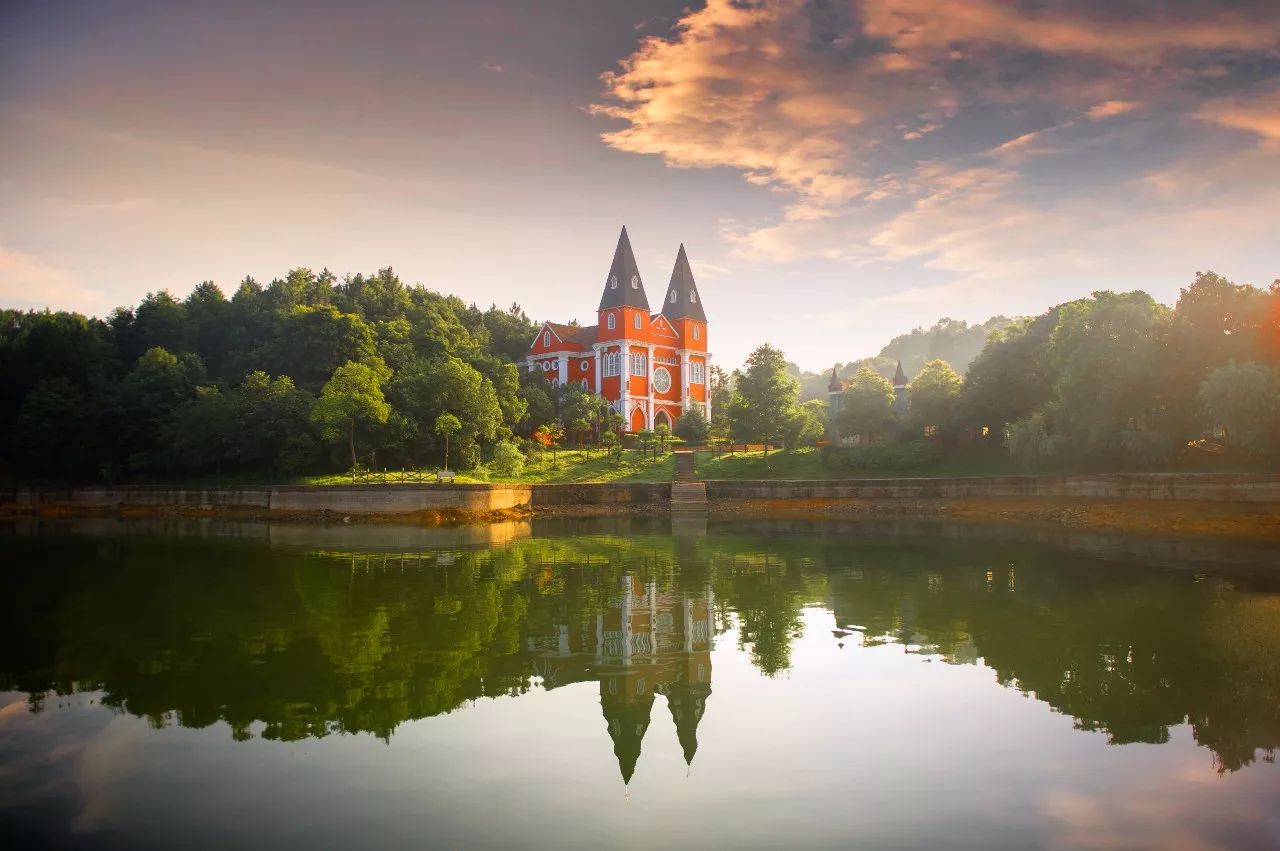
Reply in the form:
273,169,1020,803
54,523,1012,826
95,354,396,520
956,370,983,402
2,0,1279,371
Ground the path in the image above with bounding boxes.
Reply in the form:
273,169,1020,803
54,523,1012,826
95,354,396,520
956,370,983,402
671,451,707,514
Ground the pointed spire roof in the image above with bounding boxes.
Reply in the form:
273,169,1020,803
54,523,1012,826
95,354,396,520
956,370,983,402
665,679,711,765
601,688,654,784
828,366,843,392
660,244,707,322
893,361,907,386
598,226,650,312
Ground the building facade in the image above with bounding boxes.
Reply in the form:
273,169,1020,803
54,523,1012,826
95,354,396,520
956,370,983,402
525,226,710,433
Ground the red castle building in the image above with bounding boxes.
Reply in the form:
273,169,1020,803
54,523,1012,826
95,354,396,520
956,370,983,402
525,226,710,433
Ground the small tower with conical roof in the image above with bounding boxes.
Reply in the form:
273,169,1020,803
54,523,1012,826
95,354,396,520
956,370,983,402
827,366,845,443
892,361,909,414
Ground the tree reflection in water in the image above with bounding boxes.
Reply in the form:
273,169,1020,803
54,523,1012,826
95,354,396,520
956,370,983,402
2,523,1278,780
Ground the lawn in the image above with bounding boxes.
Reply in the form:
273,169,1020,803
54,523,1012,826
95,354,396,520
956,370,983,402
485,449,675,484
300,449,675,485
694,446,1022,480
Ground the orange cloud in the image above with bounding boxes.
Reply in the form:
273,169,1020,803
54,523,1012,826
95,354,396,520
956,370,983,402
1087,100,1142,119
594,0,1280,276
592,0,871,213
861,0,1280,63
1197,85,1280,141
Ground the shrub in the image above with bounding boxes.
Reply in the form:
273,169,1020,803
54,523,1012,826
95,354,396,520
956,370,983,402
459,443,482,471
491,441,526,477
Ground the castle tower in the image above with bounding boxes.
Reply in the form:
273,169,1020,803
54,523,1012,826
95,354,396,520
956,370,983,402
827,366,844,442
892,361,909,415
659,244,711,422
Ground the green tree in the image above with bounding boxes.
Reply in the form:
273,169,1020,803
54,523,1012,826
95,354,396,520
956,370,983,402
908,359,963,437
266,305,377,393
654,422,671,453
836,367,897,442
1161,272,1270,445
231,372,317,473
387,356,503,467
165,385,237,475
960,309,1064,431
781,399,826,449
1048,291,1171,465
490,441,525,476
727,344,800,456
1199,361,1280,458
600,429,620,461
674,405,711,444
434,413,462,471
311,360,391,469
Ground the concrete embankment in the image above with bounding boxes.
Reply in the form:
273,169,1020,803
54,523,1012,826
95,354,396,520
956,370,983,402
704,473,1280,503
4,474,1280,538
1,483,532,524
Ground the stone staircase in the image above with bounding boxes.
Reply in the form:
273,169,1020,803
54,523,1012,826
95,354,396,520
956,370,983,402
671,452,707,514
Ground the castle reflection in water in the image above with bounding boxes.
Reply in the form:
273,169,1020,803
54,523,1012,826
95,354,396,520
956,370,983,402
526,576,715,782
4,520,1280,783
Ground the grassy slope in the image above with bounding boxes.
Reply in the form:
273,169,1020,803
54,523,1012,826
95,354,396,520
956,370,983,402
694,447,1021,480
297,449,675,485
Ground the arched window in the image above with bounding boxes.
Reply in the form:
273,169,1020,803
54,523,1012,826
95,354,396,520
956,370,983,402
607,313,616,330
693,325,701,341
543,330,550,347
610,275,618,289
669,290,676,304
633,313,641,330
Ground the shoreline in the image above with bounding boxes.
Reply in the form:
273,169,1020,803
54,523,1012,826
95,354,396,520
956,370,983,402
5,495,1280,543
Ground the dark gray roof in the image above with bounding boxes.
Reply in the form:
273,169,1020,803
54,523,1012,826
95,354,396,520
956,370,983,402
660,243,707,322
598,226,650,312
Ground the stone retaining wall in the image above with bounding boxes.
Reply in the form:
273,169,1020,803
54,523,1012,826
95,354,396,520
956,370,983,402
705,473,1280,503
529,482,671,506
3,484,531,517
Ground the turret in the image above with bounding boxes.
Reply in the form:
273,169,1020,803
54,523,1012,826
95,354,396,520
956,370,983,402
597,225,650,341
892,361,909,414
660,243,707,351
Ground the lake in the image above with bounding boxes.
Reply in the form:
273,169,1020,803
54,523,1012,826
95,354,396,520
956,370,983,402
2,517,1279,849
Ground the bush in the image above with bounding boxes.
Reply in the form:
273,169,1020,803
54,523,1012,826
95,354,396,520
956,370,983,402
459,443,481,471
490,441,526,477
819,440,940,472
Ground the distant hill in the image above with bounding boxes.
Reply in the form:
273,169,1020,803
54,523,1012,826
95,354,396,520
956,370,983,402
793,316,1016,401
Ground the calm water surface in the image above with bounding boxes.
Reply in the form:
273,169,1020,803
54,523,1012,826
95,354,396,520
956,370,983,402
2,518,1279,849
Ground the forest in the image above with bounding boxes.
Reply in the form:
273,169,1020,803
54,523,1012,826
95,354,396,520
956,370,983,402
1,268,1277,482
814,272,1280,471
1,267,552,481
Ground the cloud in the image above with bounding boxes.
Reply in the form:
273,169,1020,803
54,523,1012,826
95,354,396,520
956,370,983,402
592,0,871,219
482,62,504,73
1197,84,1280,141
593,0,1280,285
860,0,1280,63
1087,100,1141,119
0,245,104,311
